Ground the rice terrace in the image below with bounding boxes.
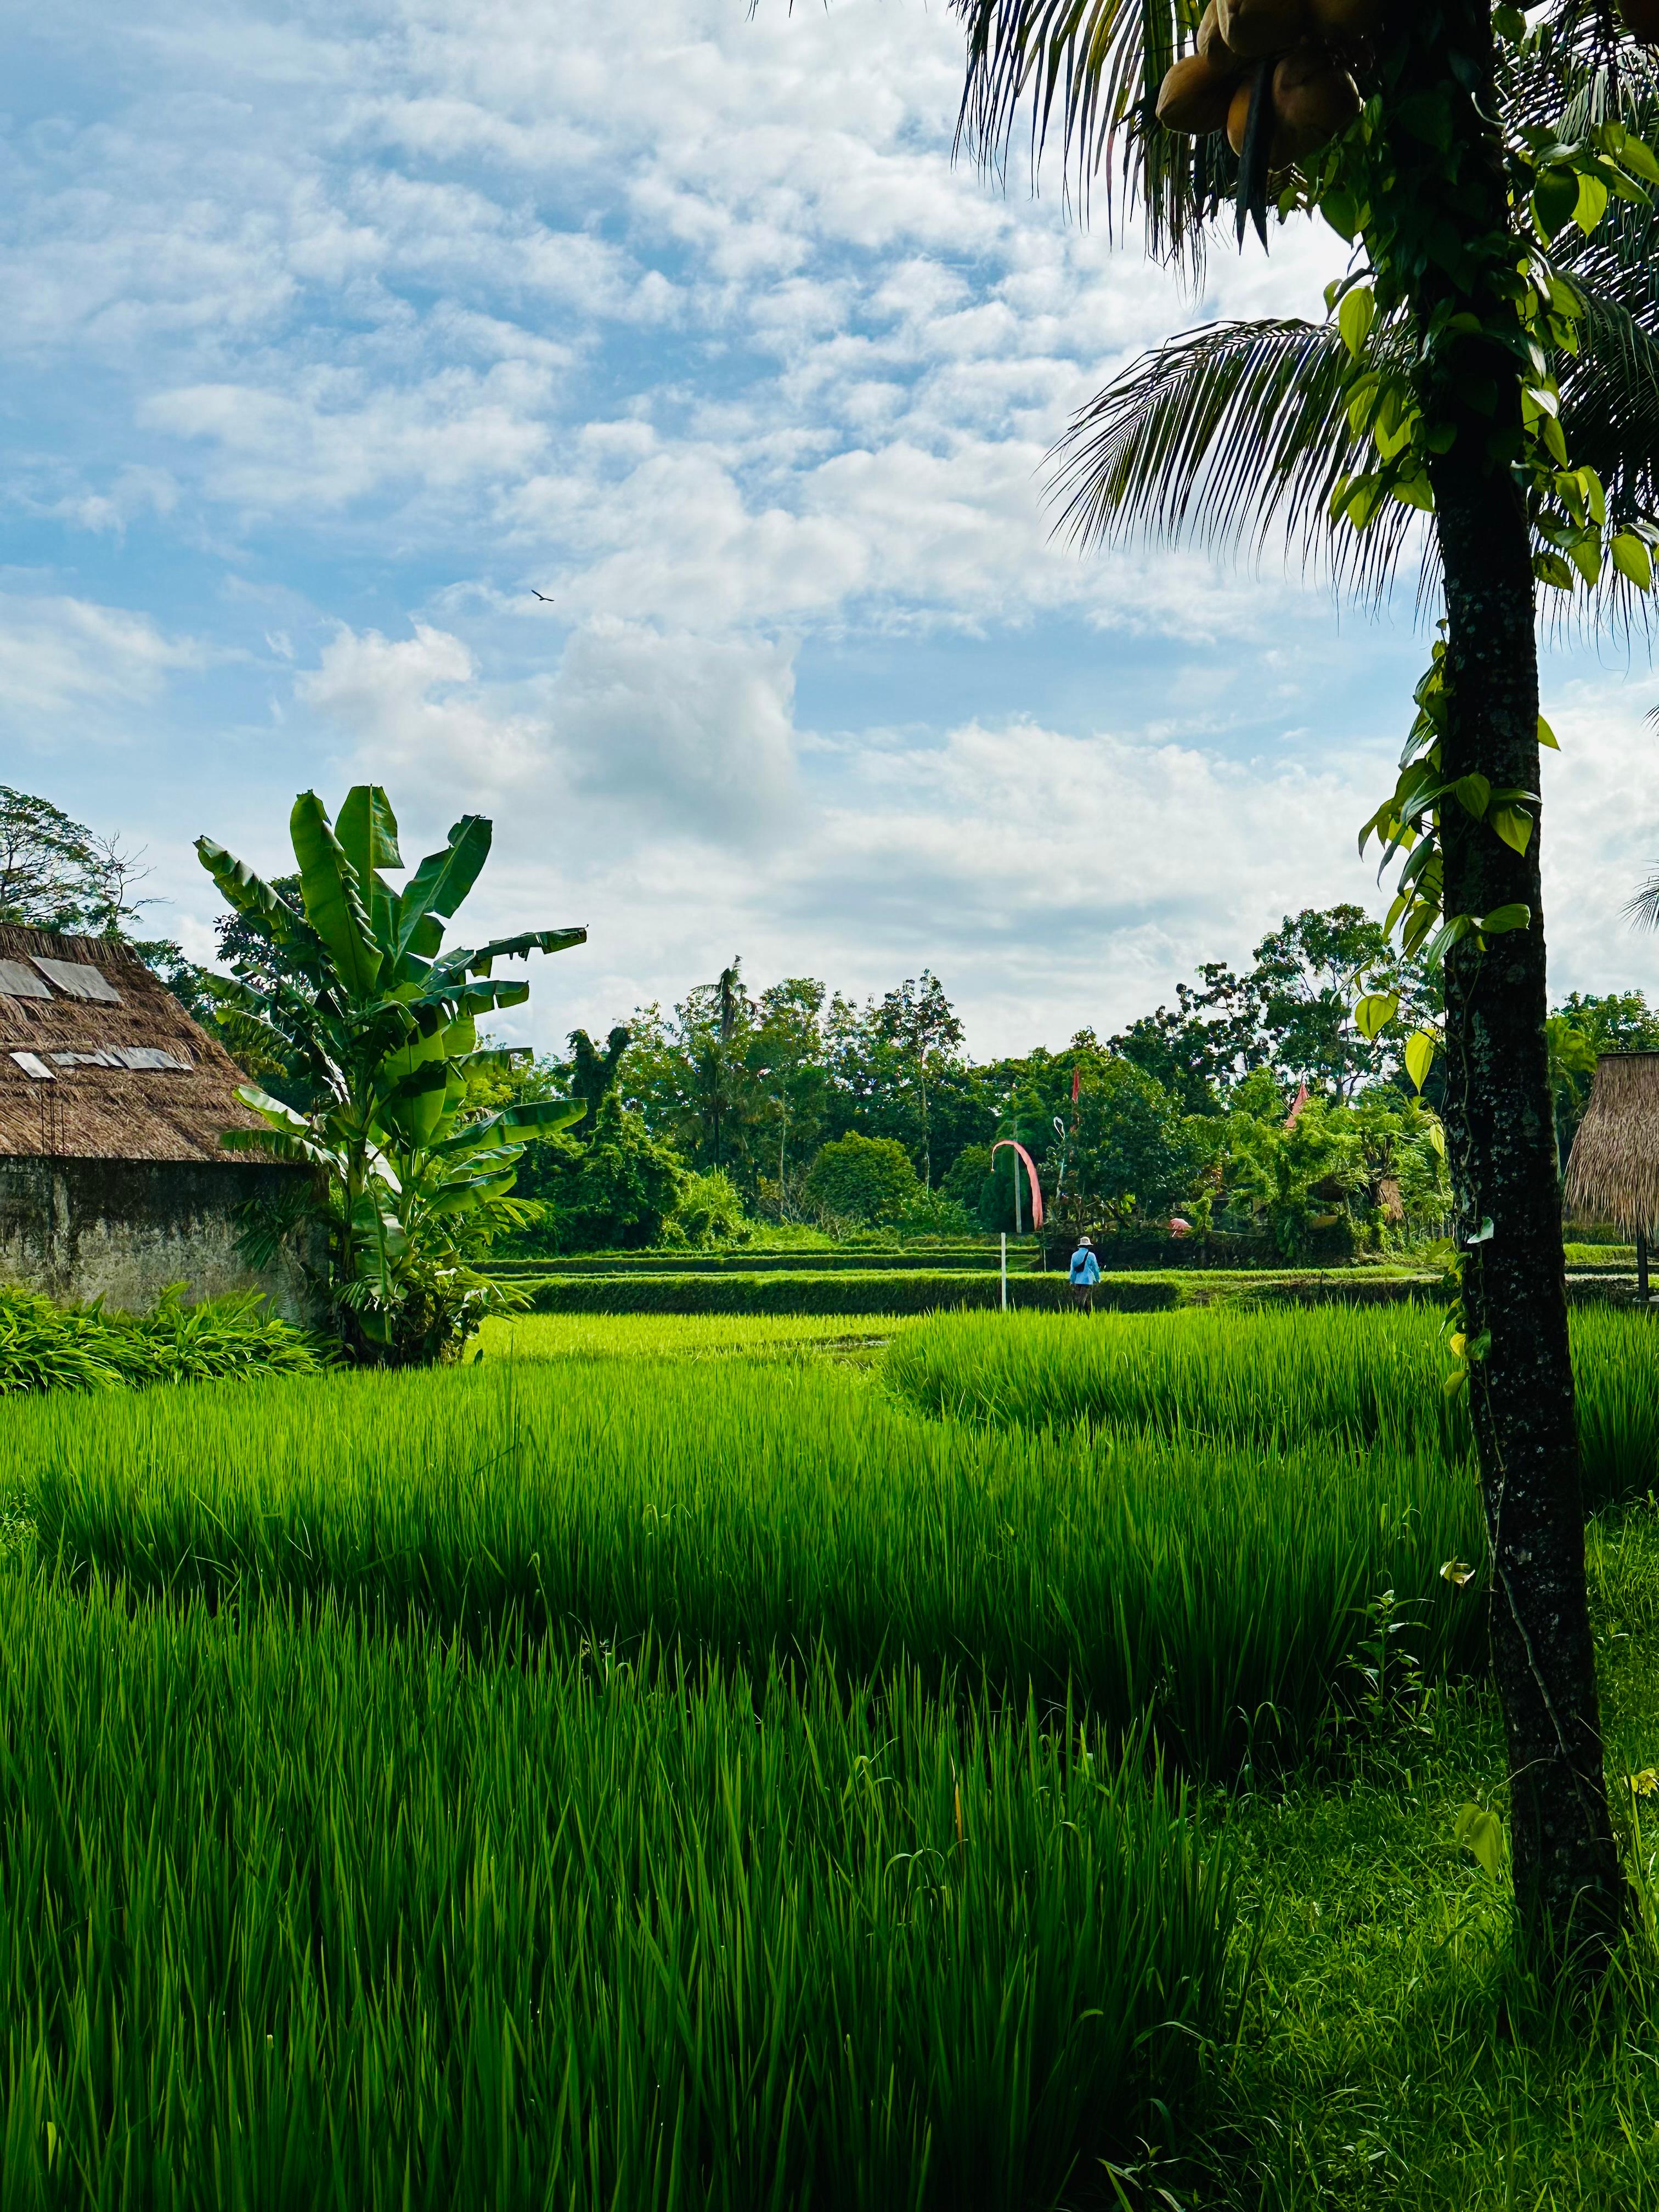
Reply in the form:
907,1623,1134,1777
14,0,1659,2205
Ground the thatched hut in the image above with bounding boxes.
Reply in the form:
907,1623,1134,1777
1563,1050,1659,1296
0,924,319,1319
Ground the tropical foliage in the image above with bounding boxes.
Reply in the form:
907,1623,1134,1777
802,1132,924,1226
518,1095,687,1253
0,1285,326,1395
196,786,585,1364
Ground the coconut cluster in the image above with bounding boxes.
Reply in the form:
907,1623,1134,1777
1155,0,1377,166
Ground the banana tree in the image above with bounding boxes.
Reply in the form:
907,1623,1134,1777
197,786,585,1363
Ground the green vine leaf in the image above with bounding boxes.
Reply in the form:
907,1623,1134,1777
1355,991,1400,1040
1612,534,1654,591
1573,172,1610,234
1532,166,1578,240
1339,284,1376,360
1453,774,1491,819
1479,902,1532,933
1454,1803,1506,1881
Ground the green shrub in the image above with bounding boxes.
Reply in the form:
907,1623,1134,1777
25,1352,1485,1770
668,1166,749,1246
0,1571,1238,2209
895,1186,977,1237
803,1132,921,1224
0,1287,129,1392
0,1285,326,1395
515,1097,685,1252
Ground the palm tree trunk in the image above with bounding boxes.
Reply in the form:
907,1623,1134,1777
1419,0,1621,1970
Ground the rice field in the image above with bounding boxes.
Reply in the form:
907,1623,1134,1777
7,1300,1659,2207
0,1573,1234,2209
481,1310,914,1362
23,1352,1484,1769
884,1305,1659,1510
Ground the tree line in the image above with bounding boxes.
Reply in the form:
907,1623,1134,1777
6,784,1650,1266
500,905,1656,1257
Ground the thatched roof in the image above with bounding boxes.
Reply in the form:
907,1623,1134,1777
1564,1051,1659,1239
0,926,272,1165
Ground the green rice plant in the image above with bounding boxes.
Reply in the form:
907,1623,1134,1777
1564,1242,1637,1271
20,1357,1486,1770
0,1284,328,1396
883,1307,1659,1513
489,1246,1021,1275
481,1312,918,1362
0,1572,1239,2210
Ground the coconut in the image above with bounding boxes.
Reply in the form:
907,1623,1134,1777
1226,76,1254,154
1217,0,1309,59
1271,47,1361,155
1227,72,1291,163
1157,52,1238,133
1196,0,1240,70
1306,0,1385,42
1620,0,1659,40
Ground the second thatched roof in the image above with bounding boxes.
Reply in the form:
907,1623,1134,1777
1564,1051,1659,1239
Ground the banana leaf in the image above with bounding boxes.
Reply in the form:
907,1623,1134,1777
427,1097,583,1161
290,792,383,1002
397,815,494,952
430,927,586,982
336,785,402,894
195,838,321,964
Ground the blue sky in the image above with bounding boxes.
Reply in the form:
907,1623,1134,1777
5,0,1659,1057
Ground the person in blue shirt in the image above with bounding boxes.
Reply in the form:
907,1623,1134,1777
1068,1236,1101,1312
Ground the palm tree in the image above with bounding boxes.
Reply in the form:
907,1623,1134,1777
947,0,1658,1967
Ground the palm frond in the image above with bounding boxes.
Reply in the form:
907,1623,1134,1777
950,0,1227,272
1624,871,1659,929
1505,0,1656,139
1051,316,1425,599
1052,274,1659,615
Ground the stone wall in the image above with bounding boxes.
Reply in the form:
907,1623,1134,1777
0,1156,326,1325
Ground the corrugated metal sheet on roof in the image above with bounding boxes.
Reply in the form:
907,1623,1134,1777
0,925,275,1165
30,956,123,1003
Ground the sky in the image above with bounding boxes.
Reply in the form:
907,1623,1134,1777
5,0,1659,1059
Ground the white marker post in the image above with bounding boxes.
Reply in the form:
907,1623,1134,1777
1000,1232,1007,1312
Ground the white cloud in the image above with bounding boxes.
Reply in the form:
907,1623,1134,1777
0,592,207,729
296,613,800,844
1537,675,1659,1000
279,609,1400,1051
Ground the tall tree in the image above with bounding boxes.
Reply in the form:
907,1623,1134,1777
689,959,752,1171
0,786,150,934
874,970,967,1186
567,1025,633,1127
946,0,1657,1965
1248,905,1437,1097
750,977,830,1199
